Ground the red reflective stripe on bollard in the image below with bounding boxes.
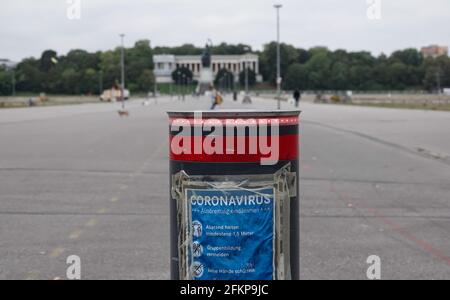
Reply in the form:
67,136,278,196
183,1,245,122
169,134,299,162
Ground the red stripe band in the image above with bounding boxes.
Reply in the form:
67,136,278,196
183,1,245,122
169,134,299,163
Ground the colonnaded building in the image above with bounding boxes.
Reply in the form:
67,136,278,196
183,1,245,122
153,54,263,84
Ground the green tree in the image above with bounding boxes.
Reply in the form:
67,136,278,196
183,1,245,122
329,62,349,90
99,50,121,89
260,42,299,84
386,62,409,90
61,68,80,94
238,68,256,87
297,49,311,64
215,68,235,89
284,63,308,90
39,50,58,72
303,51,332,90
351,51,376,66
348,65,374,90
212,43,252,55
64,50,100,71
81,68,98,94
137,69,155,92
126,40,154,88
390,49,423,66
172,67,193,84
0,67,13,95
422,56,450,91
37,50,60,92
372,54,389,89
16,58,43,92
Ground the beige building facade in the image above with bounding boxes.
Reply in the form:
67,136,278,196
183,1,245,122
154,54,262,83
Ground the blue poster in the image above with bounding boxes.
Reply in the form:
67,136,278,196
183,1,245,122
187,187,275,280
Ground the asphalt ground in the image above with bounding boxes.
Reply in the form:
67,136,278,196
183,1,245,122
0,95,449,279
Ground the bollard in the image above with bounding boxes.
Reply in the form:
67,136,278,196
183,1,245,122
168,110,300,280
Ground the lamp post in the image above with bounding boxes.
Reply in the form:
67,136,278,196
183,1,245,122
274,4,282,109
119,34,126,109
243,46,252,94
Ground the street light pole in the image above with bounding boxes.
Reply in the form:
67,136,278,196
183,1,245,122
119,34,126,109
243,46,251,94
274,4,282,110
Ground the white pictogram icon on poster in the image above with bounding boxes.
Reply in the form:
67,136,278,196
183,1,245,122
192,220,202,237
192,261,204,278
193,241,203,258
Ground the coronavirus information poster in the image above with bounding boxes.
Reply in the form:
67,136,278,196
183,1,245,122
186,187,275,280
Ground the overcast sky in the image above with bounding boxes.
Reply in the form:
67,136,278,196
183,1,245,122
1,0,449,61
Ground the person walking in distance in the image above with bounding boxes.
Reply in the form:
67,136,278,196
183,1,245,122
293,89,301,108
210,87,223,110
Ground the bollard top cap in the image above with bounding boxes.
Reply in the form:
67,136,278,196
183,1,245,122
167,109,301,119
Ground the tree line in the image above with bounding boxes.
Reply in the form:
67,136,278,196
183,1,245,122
1,41,449,96
0,40,154,96
266,43,450,92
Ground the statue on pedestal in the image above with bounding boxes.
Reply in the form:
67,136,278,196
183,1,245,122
201,44,211,68
197,41,214,95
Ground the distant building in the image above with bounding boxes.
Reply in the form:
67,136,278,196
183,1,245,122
0,59,18,69
420,45,448,58
153,54,262,84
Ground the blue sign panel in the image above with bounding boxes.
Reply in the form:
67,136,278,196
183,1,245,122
187,187,275,280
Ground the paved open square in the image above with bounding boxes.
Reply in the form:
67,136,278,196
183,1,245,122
0,96,449,280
